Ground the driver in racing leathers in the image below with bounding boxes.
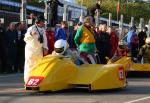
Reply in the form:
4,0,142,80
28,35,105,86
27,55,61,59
52,39,90,64
52,39,81,64
138,37,150,63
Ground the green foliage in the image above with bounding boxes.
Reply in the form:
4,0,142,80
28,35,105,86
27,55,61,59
101,1,150,24
76,0,150,24
76,0,97,8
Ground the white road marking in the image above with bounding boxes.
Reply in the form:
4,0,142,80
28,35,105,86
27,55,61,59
124,96,150,103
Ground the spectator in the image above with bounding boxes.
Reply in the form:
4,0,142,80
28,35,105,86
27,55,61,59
28,13,36,26
96,24,103,33
68,22,82,49
0,20,6,73
16,22,26,73
24,15,48,82
68,20,76,48
21,21,28,32
45,27,55,54
95,24,111,64
138,37,150,63
5,22,18,73
127,26,136,50
138,27,147,49
107,26,119,58
127,26,138,62
55,21,68,41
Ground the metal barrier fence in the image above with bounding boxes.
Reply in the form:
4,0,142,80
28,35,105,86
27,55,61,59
0,10,20,27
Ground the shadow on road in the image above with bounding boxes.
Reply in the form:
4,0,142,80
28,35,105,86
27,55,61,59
1,84,150,97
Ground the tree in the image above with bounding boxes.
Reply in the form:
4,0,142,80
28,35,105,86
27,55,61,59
99,0,150,24
76,0,97,8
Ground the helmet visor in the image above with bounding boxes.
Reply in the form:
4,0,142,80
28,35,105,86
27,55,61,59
54,47,64,54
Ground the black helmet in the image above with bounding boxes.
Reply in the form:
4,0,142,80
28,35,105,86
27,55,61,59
35,15,46,23
143,27,148,32
129,25,136,31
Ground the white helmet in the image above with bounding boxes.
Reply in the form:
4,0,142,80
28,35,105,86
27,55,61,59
54,39,69,55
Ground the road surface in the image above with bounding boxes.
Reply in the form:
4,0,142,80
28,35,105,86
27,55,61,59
0,73,150,103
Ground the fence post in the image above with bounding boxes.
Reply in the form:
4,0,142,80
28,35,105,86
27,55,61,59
130,17,134,27
95,9,100,27
108,13,112,27
63,1,68,22
119,14,123,40
139,18,144,31
44,1,51,27
148,20,150,37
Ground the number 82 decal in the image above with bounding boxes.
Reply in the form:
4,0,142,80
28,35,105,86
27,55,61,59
26,77,44,86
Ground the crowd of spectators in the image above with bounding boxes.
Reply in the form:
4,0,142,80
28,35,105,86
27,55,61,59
0,13,149,74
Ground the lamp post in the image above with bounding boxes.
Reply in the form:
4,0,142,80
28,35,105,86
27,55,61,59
130,17,134,27
20,0,27,22
44,1,51,27
117,0,120,21
148,20,150,37
108,13,112,27
39,0,51,27
119,14,123,40
63,0,68,22
79,0,84,23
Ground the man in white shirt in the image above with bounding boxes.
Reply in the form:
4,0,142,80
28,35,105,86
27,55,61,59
24,15,48,82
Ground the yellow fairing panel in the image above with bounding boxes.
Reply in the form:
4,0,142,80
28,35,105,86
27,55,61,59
130,63,150,71
26,55,78,91
70,64,126,90
26,55,126,91
113,57,150,72
114,57,132,71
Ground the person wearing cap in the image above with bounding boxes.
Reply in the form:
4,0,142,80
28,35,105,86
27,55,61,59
74,16,96,64
24,15,48,82
138,37,150,63
108,40,128,63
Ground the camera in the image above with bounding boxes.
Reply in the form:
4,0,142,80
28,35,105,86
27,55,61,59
38,35,43,43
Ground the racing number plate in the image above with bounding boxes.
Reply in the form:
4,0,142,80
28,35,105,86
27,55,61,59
118,67,124,80
26,76,44,86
